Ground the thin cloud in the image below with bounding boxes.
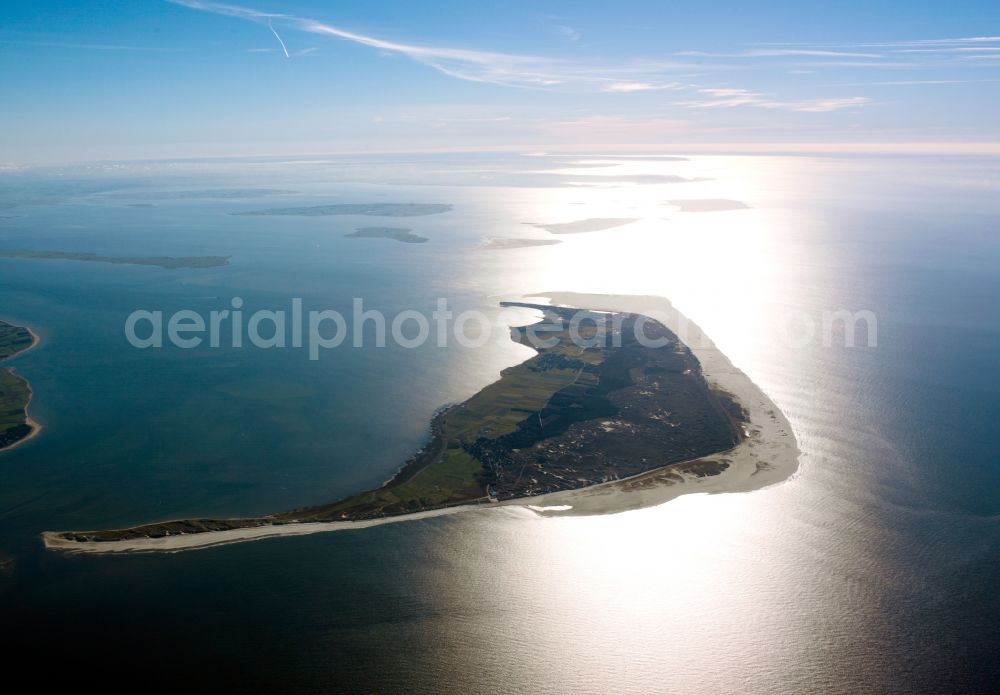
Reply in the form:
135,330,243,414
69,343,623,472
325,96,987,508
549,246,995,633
170,0,567,85
602,81,680,92
681,88,870,112
833,79,994,86
554,25,581,42
169,0,874,113
753,49,884,58
745,36,1000,68
168,0,704,88
895,47,1000,53
677,49,884,59
900,36,1000,45
754,36,1000,48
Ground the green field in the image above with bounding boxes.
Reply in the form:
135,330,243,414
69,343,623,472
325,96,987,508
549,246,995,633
0,321,33,360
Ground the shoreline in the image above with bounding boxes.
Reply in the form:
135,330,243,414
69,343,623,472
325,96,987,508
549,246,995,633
43,293,799,554
0,377,42,454
22,326,42,355
0,323,42,453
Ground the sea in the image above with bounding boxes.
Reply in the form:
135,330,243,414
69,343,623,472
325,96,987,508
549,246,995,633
0,153,997,693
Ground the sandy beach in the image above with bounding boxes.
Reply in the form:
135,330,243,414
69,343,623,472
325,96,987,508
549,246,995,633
1,404,43,454
43,292,799,554
23,326,42,355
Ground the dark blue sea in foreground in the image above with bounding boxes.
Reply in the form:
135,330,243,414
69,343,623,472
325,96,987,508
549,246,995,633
0,154,998,693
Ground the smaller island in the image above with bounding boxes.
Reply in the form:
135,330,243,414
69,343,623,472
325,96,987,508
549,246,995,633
0,250,231,269
483,238,562,250
529,218,638,235
345,227,428,244
111,188,296,200
565,174,706,186
233,203,452,218
0,320,39,452
668,199,749,212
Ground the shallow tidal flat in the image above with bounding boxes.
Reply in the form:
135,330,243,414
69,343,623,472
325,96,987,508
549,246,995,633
346,227,428,244
0,250,230,269
529,218,638,235
232,203,453,217
483,238,562,250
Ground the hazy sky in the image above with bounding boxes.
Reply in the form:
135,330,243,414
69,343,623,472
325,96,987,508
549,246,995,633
2,0,999,164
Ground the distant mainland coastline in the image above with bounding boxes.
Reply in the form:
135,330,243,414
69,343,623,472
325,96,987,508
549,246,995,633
108,188,296,201
232,203,453,217
0,250,230,269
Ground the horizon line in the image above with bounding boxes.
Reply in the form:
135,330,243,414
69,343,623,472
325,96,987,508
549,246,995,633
5,141,1000,169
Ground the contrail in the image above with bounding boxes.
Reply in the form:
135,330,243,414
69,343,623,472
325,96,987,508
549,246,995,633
268,18,289,58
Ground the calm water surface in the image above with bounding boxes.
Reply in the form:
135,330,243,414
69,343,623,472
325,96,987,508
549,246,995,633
0,154,997,693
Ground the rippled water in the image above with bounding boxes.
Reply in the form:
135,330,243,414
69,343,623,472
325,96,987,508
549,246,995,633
0,154,997,692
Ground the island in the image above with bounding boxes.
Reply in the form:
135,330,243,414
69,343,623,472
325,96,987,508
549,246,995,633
0,250,230,269
345,227,428,244
232,203,452,217
43,295,800,554
529,218,638,235
111,188,296,200
0,320,39,452
483,238,562,250
563,174,707,186
668,199,750,212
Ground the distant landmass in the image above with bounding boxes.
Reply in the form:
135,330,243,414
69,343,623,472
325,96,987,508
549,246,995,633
110,188,296,200
232,203,453,217
346,227,428,244
484,238,563,249
565,174,708,186
530,218,639,235
0,321,38,452
668,199,750,212
0,250,230,269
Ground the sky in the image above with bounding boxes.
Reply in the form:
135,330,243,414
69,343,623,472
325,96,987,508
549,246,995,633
1,0,999,164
